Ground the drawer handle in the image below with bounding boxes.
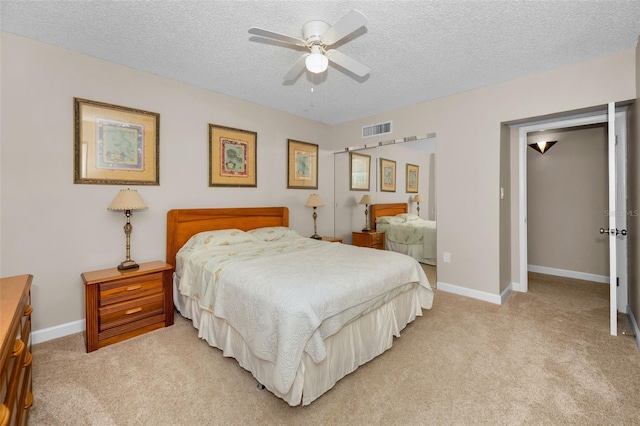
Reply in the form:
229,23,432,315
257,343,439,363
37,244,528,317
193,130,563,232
126,285,142,291
23,305,33,316
24,392,34,409
12,339,25,357
23,352,33,367
125,307,143,315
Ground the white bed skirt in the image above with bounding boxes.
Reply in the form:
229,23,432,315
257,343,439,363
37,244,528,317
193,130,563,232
174,279,424,406
385,240,437,266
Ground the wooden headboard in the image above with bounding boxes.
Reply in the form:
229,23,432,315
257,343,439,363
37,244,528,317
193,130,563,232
369,203,408,230
166,207,289,270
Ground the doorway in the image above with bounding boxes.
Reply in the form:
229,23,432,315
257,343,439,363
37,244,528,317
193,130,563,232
515,105,629,336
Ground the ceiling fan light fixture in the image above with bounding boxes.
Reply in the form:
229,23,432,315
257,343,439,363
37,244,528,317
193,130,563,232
305,45,328,73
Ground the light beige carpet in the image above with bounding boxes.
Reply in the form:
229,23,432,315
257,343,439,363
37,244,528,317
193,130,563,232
30,272,639,425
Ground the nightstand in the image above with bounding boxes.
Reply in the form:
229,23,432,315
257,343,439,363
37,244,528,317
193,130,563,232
352,231,385,250
82,260,173,352
321,236,343,243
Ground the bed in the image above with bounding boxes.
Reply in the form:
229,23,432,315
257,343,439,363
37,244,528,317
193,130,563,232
166,207,433,406
370,203,437,266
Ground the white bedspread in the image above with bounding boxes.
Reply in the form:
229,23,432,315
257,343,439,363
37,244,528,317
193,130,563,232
177,237,433,395
377,219,437,263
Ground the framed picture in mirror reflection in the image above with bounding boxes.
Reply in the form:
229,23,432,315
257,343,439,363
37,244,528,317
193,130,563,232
350,152,370,191
406,163,419,193
380,158,396,192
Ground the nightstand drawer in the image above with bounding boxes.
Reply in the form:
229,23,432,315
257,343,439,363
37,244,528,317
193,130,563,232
371,232,384,245
352,231,385,250
99,293,164,331
99,273,163,306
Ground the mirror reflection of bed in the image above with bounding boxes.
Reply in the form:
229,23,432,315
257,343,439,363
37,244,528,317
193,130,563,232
370,202,437,286
333,135,436,285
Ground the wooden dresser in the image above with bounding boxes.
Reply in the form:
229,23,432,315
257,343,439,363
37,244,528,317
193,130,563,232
0,274,34,426
82,261,174,353
352,231,385,250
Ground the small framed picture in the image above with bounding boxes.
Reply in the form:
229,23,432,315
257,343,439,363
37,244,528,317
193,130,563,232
380,158,396,192
209,124,257,187
287,139,318,189
74,98,160,185
350,152,371,191
406,163,419,193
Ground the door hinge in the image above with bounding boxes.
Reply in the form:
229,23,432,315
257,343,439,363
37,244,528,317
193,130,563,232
617,277,619,287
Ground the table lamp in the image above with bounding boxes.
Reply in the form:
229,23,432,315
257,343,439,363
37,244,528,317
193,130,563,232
108,188,148,270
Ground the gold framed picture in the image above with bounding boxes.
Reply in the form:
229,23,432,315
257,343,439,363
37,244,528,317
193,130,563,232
350,152,371,191
74,98,160,185
380,158,396,192
406,163,419,193
209,124,257,187
287,139,318,189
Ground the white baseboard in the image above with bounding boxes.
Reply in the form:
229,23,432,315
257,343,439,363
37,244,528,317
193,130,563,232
500,283,513,305
512,281,526,292
436,281,504,305
32,319,85,345
528,265,609,284
627,306,640,350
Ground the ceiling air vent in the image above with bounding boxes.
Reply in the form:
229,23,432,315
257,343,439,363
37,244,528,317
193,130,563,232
362,121,392,138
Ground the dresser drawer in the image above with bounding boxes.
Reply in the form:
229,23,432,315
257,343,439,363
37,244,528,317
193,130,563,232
99,272,163,306
99,293,164,331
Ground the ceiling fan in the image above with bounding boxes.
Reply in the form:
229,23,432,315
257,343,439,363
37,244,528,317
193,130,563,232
248,9,370,81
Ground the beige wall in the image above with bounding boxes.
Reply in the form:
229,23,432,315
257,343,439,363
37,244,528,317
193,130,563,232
332,49,636,297
0,33,333,331
526,126,608,276
629,39,640,328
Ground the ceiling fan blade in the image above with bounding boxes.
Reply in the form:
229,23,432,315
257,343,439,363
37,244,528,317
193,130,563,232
325,49,370,77
283,54,309,81
321,10,367,46
249,27,307,47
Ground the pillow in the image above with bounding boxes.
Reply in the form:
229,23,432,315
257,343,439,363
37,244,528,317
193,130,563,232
376,216,404,225
185,229,258,249
248,226,302,241
397,213,421,222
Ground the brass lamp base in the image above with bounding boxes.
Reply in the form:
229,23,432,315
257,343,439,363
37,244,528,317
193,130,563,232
362,227,371,232
310,234,322,240
117,260,140,271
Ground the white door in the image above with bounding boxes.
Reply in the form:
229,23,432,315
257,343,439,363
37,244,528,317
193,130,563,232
604,103,629,336
607,102,618,336
615,108,629,315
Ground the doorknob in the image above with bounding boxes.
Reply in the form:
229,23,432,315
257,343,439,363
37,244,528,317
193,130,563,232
599,228,627,236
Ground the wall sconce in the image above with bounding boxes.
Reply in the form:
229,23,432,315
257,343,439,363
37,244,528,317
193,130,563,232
108,188,148,270
412,194,424,217
528,141,557,154
358,194,373,232
305,193,324,239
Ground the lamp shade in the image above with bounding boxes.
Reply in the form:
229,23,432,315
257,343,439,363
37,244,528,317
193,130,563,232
305,45,328,74
412,194,424,203
359,195,372,205
528,141,557,154
305,194,324,208
107,189,148,211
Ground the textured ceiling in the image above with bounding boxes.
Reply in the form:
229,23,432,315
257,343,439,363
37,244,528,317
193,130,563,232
2,1,640,125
